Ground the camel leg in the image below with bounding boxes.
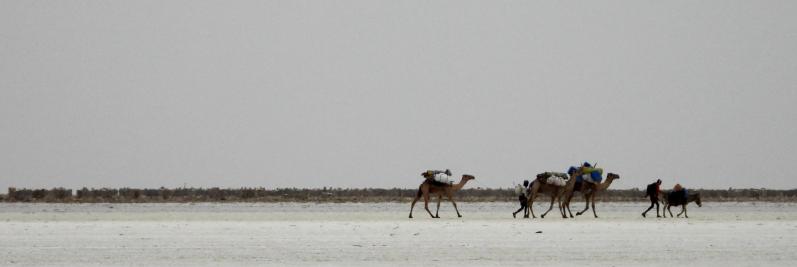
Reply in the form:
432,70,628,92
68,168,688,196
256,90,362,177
563,193,574,218
684,205,689,218
662,204,667,218
541,195,555,218
566,202,573,218
556,195,566,218
667,205,674,218
434,195,442,218
423,194,435,218
559,198,567,218
577,193,590,216
446,192,462,218
409,195,420,218
557,196,565,218
527,194,537,218
591,194,598,218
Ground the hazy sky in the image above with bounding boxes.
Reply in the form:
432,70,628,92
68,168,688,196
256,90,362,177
2,0,796,190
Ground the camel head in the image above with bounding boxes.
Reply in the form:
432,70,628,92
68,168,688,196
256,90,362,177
461,174,476,181
607,173,620,180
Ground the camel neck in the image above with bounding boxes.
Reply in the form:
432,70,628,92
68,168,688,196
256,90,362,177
564,176,577,189
597,177,615,190
453,178,469,190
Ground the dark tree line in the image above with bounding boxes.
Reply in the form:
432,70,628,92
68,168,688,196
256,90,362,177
3,187,796,203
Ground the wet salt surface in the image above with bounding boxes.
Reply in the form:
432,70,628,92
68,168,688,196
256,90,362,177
1,202,796,266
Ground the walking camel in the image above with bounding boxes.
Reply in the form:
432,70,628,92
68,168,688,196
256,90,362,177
556,167,587,218
561,172,620,218
526,172,576,219
660,191,702,218
408,174,476,218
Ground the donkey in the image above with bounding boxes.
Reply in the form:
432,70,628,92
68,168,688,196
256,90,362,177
660,191,702,218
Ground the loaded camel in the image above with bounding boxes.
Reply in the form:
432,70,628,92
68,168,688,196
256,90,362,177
408,174,476,218
561,172,620,218
526,172,576,219
660,191,702,218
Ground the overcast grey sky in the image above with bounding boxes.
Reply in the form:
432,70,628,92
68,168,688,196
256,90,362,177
1,0,796,190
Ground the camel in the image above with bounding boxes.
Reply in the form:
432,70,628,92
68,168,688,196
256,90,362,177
408,174,476,218
556,168,582,218
525,172,576,219
660,191,702,218
561,172,620,218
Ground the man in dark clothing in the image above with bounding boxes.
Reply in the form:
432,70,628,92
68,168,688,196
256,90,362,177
642,179,662,218
513,180,530,218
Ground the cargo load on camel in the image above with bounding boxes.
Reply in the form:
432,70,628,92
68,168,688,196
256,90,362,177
568,162,603,184
421,169,453,185
537,172,569,186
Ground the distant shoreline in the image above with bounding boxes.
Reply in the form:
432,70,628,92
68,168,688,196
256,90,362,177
3,187,795,203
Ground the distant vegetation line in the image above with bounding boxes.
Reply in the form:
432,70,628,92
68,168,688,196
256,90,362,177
2,187,796,203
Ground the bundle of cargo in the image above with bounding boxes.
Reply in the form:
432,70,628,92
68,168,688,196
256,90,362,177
567,164,604,184
667,183,688,204
421,169,453,185
537,172,569,186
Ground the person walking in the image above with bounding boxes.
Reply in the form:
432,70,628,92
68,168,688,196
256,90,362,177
642,179,662,218
513,180,530,218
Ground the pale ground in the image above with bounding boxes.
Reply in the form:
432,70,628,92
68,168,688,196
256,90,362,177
1,202,796,266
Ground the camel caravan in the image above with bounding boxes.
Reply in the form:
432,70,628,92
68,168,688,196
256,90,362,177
409,163,701,219
408,169,475,218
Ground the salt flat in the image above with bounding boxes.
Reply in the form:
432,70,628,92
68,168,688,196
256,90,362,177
1,202,796,266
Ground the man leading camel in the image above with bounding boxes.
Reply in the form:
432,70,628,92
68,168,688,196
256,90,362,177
642,179,662,218
512,180,530,218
